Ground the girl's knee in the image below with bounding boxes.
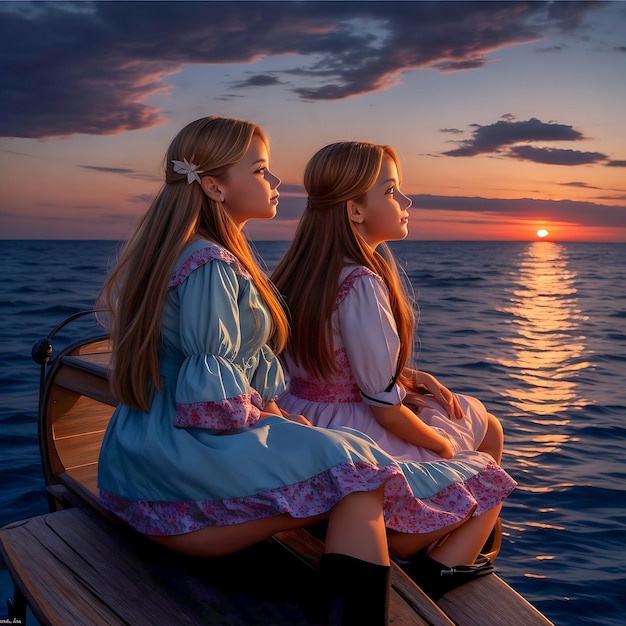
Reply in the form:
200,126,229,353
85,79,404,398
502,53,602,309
480,413,504,463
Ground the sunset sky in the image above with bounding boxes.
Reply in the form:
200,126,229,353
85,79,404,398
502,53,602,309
1,0,625,241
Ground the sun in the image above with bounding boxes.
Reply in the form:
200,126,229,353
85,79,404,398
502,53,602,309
536,229,550,238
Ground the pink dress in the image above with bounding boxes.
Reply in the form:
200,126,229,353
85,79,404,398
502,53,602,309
279,266,491,464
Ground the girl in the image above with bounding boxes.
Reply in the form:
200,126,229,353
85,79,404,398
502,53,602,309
273,141,514,597
97,120,512,620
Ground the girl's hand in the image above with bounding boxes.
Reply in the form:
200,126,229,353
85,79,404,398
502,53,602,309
262,400,312,426
259,409,311,425
370,401,454,458
280,409,311,426
413,370,464,420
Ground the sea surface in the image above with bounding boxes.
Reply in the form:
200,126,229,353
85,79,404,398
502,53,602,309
1,240,625,625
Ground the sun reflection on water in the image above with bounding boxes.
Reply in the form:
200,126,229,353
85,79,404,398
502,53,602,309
496,242,591,421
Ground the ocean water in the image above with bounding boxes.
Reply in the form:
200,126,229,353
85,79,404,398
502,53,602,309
1,239,625,625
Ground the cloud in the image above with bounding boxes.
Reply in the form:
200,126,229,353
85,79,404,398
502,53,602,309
232,74,283,89
80,166,137,175
0,1,604,138
509,145,607,165
442,115,626,167
411,194,626,228
79,164,161,181
443,117,584,157
561,181,602,189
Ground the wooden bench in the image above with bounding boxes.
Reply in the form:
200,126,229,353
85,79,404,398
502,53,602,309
2,502,449,626
1,342,553,625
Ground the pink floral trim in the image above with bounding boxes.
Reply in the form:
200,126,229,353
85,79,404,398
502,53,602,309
100,460,398,536
174,390,263,430
290,349,360,402
168,245,250,289
334,266,378,309
99,461,515,537
381,462,516,533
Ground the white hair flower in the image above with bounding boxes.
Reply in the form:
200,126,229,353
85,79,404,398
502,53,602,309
172,158,204,185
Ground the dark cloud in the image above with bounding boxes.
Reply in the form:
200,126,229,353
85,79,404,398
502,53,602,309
509,145,607,165
411,194,626,228
442,115,626,167
443,117,584,157
80,165,136,175
561,181,602,189
232,74,283,89
213,94,246,102
433,59,486,72
79,164,161,181
0,1,603,138
598,194,626,201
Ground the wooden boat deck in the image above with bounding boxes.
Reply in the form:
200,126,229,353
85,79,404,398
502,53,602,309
0,341,554,625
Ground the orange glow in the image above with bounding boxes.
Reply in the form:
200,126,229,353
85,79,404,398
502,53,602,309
495,242,590,417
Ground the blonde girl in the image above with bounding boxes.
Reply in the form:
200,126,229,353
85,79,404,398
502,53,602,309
99,118,402,624
273,141,515,599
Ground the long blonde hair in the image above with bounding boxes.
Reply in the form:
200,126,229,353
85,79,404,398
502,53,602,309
272,141,415,386
99,116,289,411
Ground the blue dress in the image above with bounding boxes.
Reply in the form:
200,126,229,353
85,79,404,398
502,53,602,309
98,240,515,536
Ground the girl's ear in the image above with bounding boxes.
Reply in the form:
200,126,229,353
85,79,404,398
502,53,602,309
347,199,365,224
200,176,225,203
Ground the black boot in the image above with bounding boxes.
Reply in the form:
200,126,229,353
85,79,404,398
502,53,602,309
401,552,494,601
318,553,390,626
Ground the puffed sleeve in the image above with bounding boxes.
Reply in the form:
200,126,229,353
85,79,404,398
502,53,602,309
172,257,264,431
337,273,406,407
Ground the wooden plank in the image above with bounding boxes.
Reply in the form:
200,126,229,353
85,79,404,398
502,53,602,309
55,431,106,470
72,339,112,358
39,511,238,625
62,352,111,376
65,465,99,498
391,567,457,626
52,395,112,440
0,509,329,626
438,574,554,626
0,518,125,626
59,471,120,523
54,366,115,407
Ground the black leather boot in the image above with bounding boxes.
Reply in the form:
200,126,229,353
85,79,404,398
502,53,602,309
401,551,494,601
318,553,390,626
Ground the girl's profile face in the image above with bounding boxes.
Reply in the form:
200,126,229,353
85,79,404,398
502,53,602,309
220,135,281,229
350,155,412,248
